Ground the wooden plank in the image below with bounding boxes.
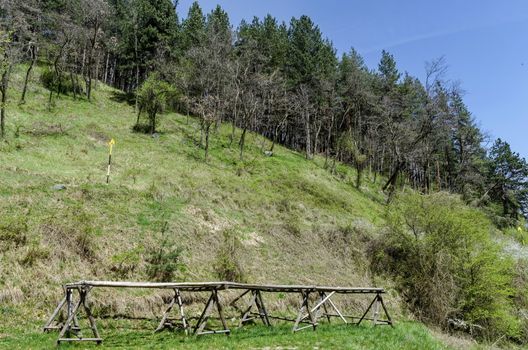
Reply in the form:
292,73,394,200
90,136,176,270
80,289,101,343
213,290,230,335
292,291,309,332
255,291,271,326
195,330,230,335
193,292,215,335
57,298,82,342
378,295,394,328
43,295,67,332
58,338,103,342
327,297,347,324
155,292,177,332
175,289,189,335
238,291,258,327
63,281,384,295
357,295,378,326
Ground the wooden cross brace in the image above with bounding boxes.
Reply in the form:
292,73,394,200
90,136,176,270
192,289,230,336
155,288,189,334
232,290,271,327
43,287,102,344
356,293,393,327
292,291,348,332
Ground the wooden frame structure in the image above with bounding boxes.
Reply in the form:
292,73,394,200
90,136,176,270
44,281,393,345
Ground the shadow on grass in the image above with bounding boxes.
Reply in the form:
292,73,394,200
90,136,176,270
110,90,136,106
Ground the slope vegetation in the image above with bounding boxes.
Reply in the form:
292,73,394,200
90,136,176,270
0,67,473,349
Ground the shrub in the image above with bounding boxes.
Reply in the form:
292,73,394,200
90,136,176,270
145,222,186,282
0,217,28,252
214,228,246,282
110,248,142,278
371,191,520,340
40,69,83,95
19,244,50,267
74,210,97,260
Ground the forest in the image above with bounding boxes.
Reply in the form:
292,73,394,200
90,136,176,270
0,0,527,226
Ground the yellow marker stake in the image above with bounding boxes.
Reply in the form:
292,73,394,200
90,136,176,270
106,139,115,184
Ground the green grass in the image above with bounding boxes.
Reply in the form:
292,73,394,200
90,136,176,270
0,321,450,350
0,66,462,348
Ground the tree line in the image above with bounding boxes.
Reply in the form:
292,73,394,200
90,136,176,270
0,0,527,225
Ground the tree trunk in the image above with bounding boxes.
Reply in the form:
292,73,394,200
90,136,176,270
314,121,322,155
103,52,109,84
239,126,247,161
383,161,403,192
94,51,100,90
0,69,8,138
150,112,156,134
70,70,77,100
136,105,143,126
20,45,38,104
134,19,140,113
204,122,211,162
304,112,312,159
356,166,363,189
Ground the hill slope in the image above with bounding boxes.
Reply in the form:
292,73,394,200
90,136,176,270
0,67,473,349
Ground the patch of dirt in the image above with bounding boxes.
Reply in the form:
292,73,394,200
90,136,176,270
243,231,265,247
86,123,109,144
25,122,67,136
185,205,230,234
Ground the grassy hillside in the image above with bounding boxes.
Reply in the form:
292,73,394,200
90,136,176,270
0,66,479,348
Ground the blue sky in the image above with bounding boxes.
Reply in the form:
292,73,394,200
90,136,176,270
177,0,528,159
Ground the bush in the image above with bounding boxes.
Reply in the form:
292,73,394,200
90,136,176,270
371,191,520,340
110,248,142,278
214,228,246,282
40,69,83,95
0,217,28,252
19,244,50,267
74,210,97,260
145,222,186,282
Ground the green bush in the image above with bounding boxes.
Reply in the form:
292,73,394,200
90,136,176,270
19,244,50,267
0,217,28,252
371,191,520,340
40,69,83,95
110,248,142,278
145,222,186,282
214,228,246,282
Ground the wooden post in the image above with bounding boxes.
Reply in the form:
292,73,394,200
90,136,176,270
213,290,229,335
293,291,316,332
106,139,115,184
255,290,271,326
156,292,177,332
57,287,102,344
357,295,378,326
176,289,189,335
378,295,394,328
43,295,67,332
193,292,215,335
156,289,188,334
57,296,82,343
372,295,380,325
80,288,101,343
238,291,258,327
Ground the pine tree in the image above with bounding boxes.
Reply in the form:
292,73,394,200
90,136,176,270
180,1,205,52
487,139,528,222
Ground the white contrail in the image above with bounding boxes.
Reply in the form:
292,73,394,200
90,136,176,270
359,16,528,55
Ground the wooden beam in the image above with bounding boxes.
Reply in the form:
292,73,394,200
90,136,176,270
356,294,378,326
43,295,67,332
